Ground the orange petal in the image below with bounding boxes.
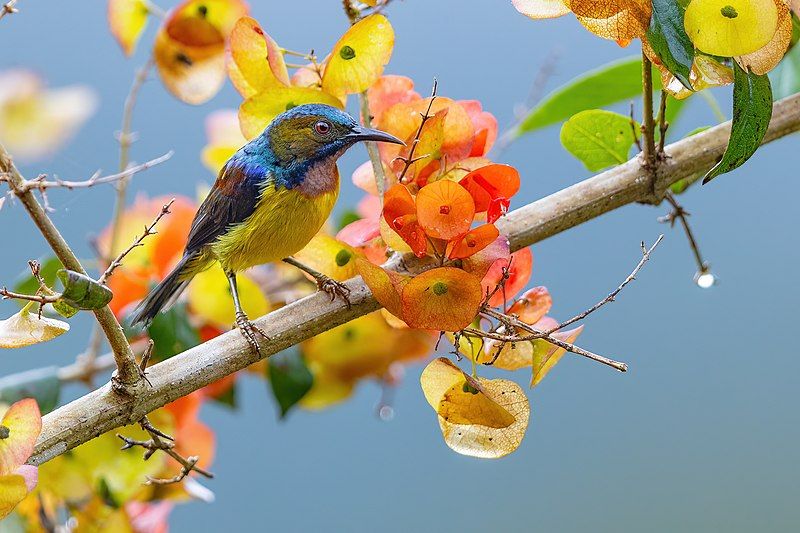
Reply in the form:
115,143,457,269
458,100,499,157
446,224,500,259
355,258,407,318
507,286,552,325
415,180,475,240
0,399,42,476
153,0,248,105
367,75,420,128
481,247,533,308
400,267,482,331
459,164,521,223
462,235,511,279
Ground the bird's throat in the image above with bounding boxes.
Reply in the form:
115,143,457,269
295,157,341,198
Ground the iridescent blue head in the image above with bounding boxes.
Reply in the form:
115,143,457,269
249,104,403,169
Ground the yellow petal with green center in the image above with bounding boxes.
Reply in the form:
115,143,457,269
321,14,394,103
685,0,779,56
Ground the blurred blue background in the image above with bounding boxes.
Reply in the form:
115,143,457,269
2,1,799,531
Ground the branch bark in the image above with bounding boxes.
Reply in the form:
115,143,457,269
28,92,800,466
0,145,145,392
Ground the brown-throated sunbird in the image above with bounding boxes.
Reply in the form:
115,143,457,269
130,104,403,353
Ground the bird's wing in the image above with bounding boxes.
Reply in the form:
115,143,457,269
185,161,265,253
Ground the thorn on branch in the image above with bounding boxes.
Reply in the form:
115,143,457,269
397,79,438,185
118,415,213,486
16,152,173,194
463,236,664,374
98,198,175,285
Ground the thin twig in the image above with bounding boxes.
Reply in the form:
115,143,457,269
108,59,155,260
641,50,657,169
660,194,708,274
117,415,213,486
494,48,561,154
396,79,438,184
0,142,143,391
29,93,800,466
464,318,628,372
99,198,174,285
656,90,668,155
0,0,18,20
358,90,389,202
0,287,59,305
13,152,173,192
545,235,664,334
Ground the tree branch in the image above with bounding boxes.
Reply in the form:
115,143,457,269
28,92,800,466
0,143,144,393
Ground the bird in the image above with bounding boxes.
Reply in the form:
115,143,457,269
130,103,403,353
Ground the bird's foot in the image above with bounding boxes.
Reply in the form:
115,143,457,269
315,275,351,308
235,311,269,355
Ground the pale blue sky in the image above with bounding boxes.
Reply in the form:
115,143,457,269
2,1,799,531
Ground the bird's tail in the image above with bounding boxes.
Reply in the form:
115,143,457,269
129,252,201,328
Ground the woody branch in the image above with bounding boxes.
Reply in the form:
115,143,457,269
26,91,800,466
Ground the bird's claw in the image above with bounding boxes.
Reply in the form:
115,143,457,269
235,311,269,355
316,276,351,308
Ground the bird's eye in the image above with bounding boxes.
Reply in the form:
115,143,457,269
314,120,332,136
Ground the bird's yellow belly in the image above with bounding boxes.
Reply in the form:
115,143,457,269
212,184,337,272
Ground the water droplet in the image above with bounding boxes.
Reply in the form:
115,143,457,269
378,405,394,421
694,270,716,289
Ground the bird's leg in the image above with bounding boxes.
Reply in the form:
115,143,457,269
282,257,351,308
226,270,269,354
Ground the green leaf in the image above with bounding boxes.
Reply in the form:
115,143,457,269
268,350,313,419
703,63,772,184
147,303,200,361
0,366,60,414
337,209,361,231
646,0,694,89
560,110,639,171
515,57,661,135
56,269,113,310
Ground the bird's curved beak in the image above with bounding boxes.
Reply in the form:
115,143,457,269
349,126,405,145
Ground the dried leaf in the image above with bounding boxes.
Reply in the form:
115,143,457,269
420,358,530,458
0,304,69,349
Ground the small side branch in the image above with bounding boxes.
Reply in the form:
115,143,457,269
547,235,664,333
660,193,710,279
0,0,18,20
9,152,173,192
396,79,438,184
117,415,213,486
99,198,174,285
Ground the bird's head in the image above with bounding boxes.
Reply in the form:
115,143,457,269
257,104,403,168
